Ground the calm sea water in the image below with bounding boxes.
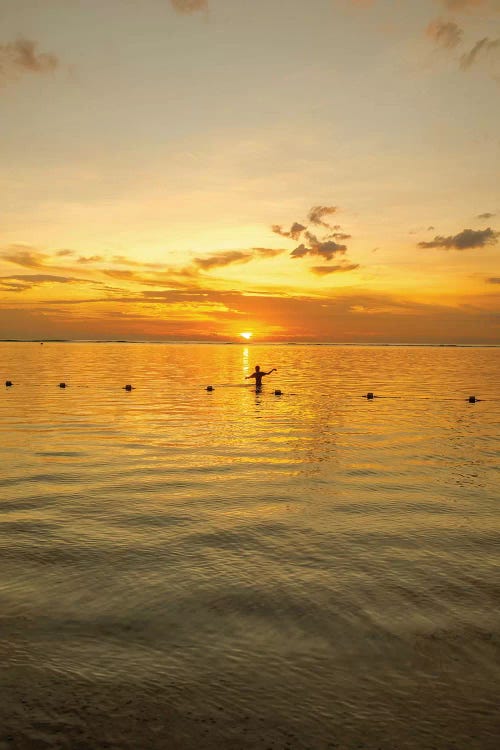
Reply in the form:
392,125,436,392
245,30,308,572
0,342,499,750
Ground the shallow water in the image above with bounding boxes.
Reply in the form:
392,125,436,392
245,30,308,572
0,342,499,749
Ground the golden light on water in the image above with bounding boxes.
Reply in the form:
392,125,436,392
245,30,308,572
240,332,253,340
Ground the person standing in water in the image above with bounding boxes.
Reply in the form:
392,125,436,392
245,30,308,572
245,365,277,388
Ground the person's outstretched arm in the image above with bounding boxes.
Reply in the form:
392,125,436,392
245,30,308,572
264,368,277,376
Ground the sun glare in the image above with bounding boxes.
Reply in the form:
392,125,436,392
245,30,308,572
240,332,253,340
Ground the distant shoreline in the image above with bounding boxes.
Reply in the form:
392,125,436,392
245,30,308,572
0,340,498,348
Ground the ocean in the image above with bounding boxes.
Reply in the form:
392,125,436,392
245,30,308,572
0,342,499,750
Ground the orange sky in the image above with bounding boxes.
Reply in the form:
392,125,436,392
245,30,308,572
1,0,499,343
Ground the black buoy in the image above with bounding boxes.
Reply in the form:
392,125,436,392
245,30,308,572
274,389,282,396
124,384,133,391
5,381,12,387
206,386,214,392
59,382,66,388
366,392,374,399
468,395,477,403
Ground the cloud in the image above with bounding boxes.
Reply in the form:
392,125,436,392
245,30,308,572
460,37,500,69
486,276,500,283
0,273,101,292
291,231,348,261
111,255,164,269
194,246,283,271
0,38,59,84
77,255,104,264
310,263,360,275
170,0,208,13
1,246,50,268
418,227,499,249
438,0,491,10
477,212,496,219
272,222,307,240
427,18,464,48
307,205,338,228
327,231,352,241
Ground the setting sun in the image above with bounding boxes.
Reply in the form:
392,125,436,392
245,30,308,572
240,332,253,340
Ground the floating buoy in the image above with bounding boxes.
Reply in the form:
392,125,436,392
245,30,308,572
468,395,477,403
274,389,282,396
59,382,66,388
366,392,374,399
124,384,134,391
206,386,214,392
5,381,12,387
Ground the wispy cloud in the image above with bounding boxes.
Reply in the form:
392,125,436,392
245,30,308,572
271,222,307,240
170,0,208,14
0,38,59,85
460,36,500,68
418,227,499,249
310,263,360,275
486,276,500,283
477,212,496,219
111,255,164,269
427,18,464,48
77,255,104,264
1,246,50,268
0,274,103,292
308,205,338,228
194,247,283,271
437,0,491,11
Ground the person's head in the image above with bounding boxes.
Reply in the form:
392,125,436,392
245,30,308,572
255,365,260,371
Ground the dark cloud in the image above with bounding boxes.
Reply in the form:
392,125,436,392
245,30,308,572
460,37,500,69
427,18,464,48
310,263,360,275
0,38,59,84
308,206,338,228
272,222,307,240
55,249,75,257
291,232,348,261
418,227,499,249
477,212,496,219
271,205,356,267
486,276,500,283
170,0,208,13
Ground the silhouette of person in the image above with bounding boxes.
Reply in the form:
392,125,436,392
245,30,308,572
245,365,277,388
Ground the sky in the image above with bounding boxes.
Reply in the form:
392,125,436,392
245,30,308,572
0,0,499,343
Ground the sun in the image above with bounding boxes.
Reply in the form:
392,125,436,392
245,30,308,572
240,331,253,340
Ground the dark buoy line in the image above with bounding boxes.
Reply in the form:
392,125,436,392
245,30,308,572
0,381,485,403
